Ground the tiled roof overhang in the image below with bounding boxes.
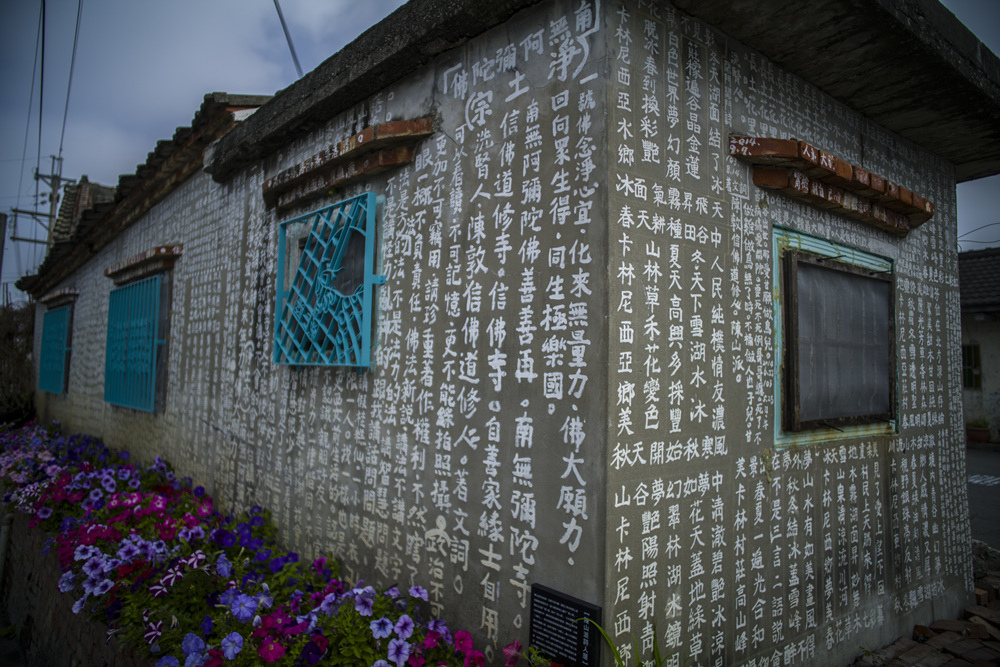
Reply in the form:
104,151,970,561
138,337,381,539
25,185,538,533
17,93,271,299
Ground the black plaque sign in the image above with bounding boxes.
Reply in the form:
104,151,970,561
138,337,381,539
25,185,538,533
529,583,602,667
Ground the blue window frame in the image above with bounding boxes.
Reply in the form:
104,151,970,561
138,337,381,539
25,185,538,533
274,192,385,367
104,274,166,412
39,306,71,394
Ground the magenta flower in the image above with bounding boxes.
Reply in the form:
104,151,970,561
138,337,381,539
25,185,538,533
258,638,286,663
502,640,522,666
454,630,473,653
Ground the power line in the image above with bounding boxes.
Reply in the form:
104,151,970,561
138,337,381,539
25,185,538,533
16,2,44,212
36,0,46,209
958,221,1000,239
58,0,84,159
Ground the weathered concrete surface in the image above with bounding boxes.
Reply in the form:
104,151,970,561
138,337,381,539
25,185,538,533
205,0,545,182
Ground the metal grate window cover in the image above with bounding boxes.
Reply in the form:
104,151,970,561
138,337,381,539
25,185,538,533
39,306,71,394
274,192,385,367
104,274,164,411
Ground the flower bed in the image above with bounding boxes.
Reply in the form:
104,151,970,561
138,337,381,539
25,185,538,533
0,423,546,667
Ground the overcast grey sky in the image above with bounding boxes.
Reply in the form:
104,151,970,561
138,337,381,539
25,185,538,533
1,0,997,299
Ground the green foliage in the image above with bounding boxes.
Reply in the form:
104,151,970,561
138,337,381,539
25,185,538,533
0,302,34,425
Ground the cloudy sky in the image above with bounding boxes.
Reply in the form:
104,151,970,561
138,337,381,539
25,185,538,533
1,0,998,299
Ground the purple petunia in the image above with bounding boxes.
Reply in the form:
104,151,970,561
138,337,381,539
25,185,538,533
58,571,75,593
354,594,374,616
117,542,141,561
93,579,114,596
36,506,52,519
155,658,179,667
318,593,338,615
230,594,257,623
370,616,393,639
181,633,205,657
408,586,428,601
394,614,414,640
216,554,232,578
200,615,212,636
386,638,410,667
212,528,236,548
254,584,273,610
82,575,101,595
221,632,243,660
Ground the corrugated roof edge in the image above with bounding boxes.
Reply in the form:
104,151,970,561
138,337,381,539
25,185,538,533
208,0,1000,183
205,0,544,183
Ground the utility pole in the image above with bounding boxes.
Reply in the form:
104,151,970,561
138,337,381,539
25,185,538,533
34,155,70,247
0,213,6,297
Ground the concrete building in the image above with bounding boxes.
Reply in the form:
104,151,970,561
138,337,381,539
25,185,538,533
19,0,1000,664
959,248,1000,443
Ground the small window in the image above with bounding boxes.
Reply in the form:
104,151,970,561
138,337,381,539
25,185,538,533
783,250,894,431
963,344,982,390
104,274,170,412
39,306,72,394
274,192,385,367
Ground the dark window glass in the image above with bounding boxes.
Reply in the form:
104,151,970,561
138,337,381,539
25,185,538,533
784,251,894,431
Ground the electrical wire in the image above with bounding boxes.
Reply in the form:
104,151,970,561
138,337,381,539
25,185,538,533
35,0,46,212
16,2,44,217
59,0,84,160
958,221,1000,239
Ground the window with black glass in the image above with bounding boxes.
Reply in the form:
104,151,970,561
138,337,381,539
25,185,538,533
783,250,895,432
962,344,982,390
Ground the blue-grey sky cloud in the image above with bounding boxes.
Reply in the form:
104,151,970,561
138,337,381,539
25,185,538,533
0,0,997,297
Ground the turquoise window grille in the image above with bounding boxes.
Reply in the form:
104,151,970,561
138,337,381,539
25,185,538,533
39,306,71,394
274,192,385,367
104,274,165,412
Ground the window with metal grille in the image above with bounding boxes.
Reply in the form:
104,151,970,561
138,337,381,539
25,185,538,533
104,274,168,411
963,344,982,389
39,306,72,394
274,192,385,367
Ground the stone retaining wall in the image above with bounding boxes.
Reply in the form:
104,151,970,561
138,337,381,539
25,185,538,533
0,512,149,667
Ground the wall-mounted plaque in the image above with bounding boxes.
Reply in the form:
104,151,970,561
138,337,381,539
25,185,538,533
529,583,602,667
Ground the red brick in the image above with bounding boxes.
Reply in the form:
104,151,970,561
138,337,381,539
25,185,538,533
729,136,801,165
929,631,965,649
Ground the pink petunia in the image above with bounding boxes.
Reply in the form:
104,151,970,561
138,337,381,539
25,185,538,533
453,631,473,653
463,650,485,667
258,638,287,663
502,640,522,667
